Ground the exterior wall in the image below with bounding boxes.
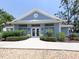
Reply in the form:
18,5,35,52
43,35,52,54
14,24,31,34
3,26,14,31
14,24,19,30
12,23,72,37
0,49,79,59
21,12,53,20
61,27,69,36
40,23,55,36
3,23,71,36
13,24,59,36
13,24,55,36
25,28,31,34
3,26,7,31
41,27,54,35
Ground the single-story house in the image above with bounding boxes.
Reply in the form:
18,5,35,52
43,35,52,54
3,9,73,37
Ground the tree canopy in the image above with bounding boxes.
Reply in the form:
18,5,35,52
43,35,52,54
55,0,79,24
0,9,14,25
55,0,79,32
0,9,14,31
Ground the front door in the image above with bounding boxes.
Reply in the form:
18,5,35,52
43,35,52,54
31,28,40,37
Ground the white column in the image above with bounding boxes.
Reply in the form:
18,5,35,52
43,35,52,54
40,24,44,35
54,23,61,33
67,27,70,35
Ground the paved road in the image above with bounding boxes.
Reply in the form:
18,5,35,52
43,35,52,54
0,38,79,51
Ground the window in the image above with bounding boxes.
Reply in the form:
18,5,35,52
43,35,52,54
7,28,13,31
19,24,27,27
32,24,40,27
10,28,13,31
45,23,54,26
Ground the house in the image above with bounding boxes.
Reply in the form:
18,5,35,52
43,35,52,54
3,9,73,37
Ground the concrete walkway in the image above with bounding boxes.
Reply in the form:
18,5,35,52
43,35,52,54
0,38,79,51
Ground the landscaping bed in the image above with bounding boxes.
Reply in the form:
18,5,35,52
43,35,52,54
40,29,66,42
40,29,79,42
5,36,29,41
40,37,57,42
0,30,31,41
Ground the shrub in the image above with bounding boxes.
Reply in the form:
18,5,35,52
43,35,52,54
46,37,57,42
40,36,47,41
40,36,57,42
14,30,26,36
0,32,4,41
40,29,57,42
2,31,13,39
57,32,66,42
6,36,29,41
0,32,2,38
27,34,31,38
2,30,26,39
69,33,78,40
39,33,44,37
46,29,53,37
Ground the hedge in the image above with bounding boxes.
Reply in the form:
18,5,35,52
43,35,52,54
6,36,29,41
56,32,66,42
2,30,26,39
69,33,79,40
40,36,57,42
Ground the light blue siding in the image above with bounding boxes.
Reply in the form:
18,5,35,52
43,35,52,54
20,12,53,20
13,23,71,37
14,24,19,30
54,23,61,33
26,28,31,34
41,27,54,36
61,27,69,36
14,25,31,34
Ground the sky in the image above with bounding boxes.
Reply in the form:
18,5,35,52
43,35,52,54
0,0,60,18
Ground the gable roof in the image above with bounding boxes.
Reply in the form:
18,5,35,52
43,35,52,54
12,8,63,22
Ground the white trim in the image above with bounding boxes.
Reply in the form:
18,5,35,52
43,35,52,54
61,25,73,28
11,20,61,24
31,27,40,37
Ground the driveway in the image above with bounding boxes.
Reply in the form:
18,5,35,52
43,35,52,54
0,38,79,51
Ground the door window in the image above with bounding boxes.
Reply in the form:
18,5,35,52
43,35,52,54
37,29,39,36
32,29,35,36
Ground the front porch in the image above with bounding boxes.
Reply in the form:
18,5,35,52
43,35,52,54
13,23,71,37
14,24,55,37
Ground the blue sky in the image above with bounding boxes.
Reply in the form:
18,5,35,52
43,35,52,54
0,0,60,18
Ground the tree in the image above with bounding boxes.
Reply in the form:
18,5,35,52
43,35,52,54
55,0,79,32
55,0,78,24
72,0,79,32
0,9,14,24
55,0,73,24
0,9,14,31
61,0,70,24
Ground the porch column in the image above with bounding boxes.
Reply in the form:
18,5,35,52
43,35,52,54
14,24,19,30
40,24,44,35
67,27,70,35
27,24,31,34
54,23,61,33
